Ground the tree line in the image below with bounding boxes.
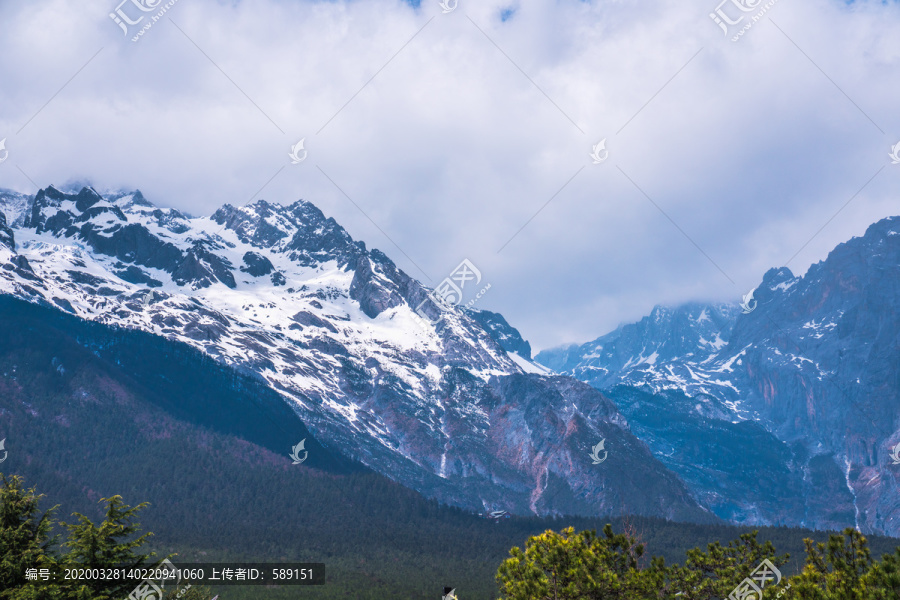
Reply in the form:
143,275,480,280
5,472,900,599
496,522,900,599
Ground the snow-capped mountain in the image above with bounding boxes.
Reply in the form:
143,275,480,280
537,217,900,535
536,302,740,400
0,185,711,522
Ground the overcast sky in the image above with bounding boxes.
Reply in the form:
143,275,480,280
0,0,898,351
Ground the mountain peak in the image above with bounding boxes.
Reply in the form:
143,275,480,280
760,266,795,289
74,186,104,212
109,189,156,209
468,309,533,360
863,214,900,238
39,184,66,200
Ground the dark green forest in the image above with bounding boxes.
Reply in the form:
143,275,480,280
4,474,900,599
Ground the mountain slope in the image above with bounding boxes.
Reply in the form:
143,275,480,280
537,216,900,535
0,185,710,522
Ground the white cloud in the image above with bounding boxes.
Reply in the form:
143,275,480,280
0,0,898,350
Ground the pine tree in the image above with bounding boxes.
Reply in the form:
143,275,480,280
59,495,165,600
860,546,900,600
0,474,60,599
495,524,657,600
665,530,789,600
791,528,875,600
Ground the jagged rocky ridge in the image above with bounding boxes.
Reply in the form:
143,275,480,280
537,217,900,536
0,185,712,522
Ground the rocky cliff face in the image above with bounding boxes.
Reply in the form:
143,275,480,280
0,185,712,523
469,309,533,360
537,216,900,535
0,211,15,252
